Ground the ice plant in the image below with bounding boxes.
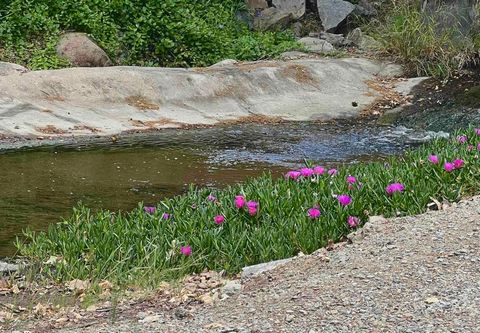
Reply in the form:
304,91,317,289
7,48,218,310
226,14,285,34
313,166,325,175
144,206,156,214
162,213,170,220
386,183,405,195
347,216,360,228
235,195,246,209
453,159,464,169
444,162,455,172
247,201,259,216
337,194,352,206
346,176,357,184
307,208,321,219
300,168,314,177
285,170,301,180
180,246,192,256
428,155,439,164
475,128,480,136
457,135,467,144
328,168,338,176
214,215,225,225
207,194,217,202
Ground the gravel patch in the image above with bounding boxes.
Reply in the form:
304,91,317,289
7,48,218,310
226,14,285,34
18,197,480,332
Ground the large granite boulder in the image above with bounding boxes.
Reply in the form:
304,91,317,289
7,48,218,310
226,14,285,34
57,32,112,67
272,0,306,20
0,62,28,76
316,0,356,32
253,7,294,31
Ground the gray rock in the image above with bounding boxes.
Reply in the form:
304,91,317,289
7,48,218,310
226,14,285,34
0,62,28,76
210,59,239,68
318,32,352,47
253,7,294,31
298,37,335,53
394,77,430,95
222,280,242,296
245,0,268,9
353,0,378,17
0,261,19,273
316,0,356,32
347,28,382,50
57,32,112,67
241,258,294,280
272,0,306,20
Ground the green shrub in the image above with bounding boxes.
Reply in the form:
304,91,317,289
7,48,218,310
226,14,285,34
17,128,480,286
0,0,299,69
367,0,479,77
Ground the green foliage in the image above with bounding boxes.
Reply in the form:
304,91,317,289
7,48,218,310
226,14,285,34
367,1,480,78
0,0,298,69
17,128,480,287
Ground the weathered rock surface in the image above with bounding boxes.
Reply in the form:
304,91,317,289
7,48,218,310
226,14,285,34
316,0,355,32
242,258,294,279
279,51,310,60
318,32,352,47
56,32,112,67
253,7,293,31
0,58,401,138
0,261,19,273
245,0,268,9
272,0,306,20
347,28,382,50
298,37,334,53
0,62,28,76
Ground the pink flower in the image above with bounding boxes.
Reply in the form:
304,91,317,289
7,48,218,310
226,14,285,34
313,166,325,175
386,183,405,195
235,195,246,209
307,208,321,219
300,168,314,177
346,176,357,184
214,215,225,225
475,128,480,136
478,143,480,151
247,201,259,216
337,194,352,206
328,168,338,176
428,155,439,164
453,159,464,169
347,216,360,228
144,206,156,214
207,194,217,202
180,246,192,256
468,145,474,151
444,162,455,172
162,213,170,220
285,170,301,180
457,135,467,144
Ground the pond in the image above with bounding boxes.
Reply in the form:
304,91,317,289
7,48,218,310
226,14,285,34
0,121,447,256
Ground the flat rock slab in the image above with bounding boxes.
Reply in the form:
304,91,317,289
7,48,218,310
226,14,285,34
0,58,401,139
0,261,19,273
241,258,294,280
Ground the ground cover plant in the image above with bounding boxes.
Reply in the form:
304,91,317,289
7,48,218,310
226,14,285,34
0,0,298,69
17,128,480,287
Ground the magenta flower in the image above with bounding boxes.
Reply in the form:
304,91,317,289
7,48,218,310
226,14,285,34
235,195,246,209
457,135,467,144
428,155,439,164
475,128,480,136
162,213,170,220
347,216,360,228
214,215,225,225
247,201,259,216
328,168,338,176
444,162,455,172
313,166,325,175
300,168,314,177
207,194,217,202
346,175,357,184
386,183,405,195
180,246,192,256
307,208,321,219
285,170,301,180
144,206,156,214
453,159,464,169
337,194,352,206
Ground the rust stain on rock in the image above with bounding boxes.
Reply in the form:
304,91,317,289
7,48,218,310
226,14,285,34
125,96,160,111
281,64,318,87
36,125,66,134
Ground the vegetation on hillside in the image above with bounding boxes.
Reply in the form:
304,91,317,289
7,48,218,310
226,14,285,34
17,128,480,287
0,0,298,69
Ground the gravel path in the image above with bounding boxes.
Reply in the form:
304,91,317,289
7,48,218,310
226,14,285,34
23,197,480,332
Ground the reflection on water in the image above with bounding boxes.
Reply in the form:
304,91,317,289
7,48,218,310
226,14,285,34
0,121,446,256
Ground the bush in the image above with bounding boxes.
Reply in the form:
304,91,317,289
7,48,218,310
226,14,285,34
17,128,480,286
0,0,299,69
367,0,480,77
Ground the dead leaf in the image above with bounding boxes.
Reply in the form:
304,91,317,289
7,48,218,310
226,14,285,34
203,322,224,329
33,303,47,316
11,284,20,294
66,279,90,293
425,296,439,304
98,280,113,291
